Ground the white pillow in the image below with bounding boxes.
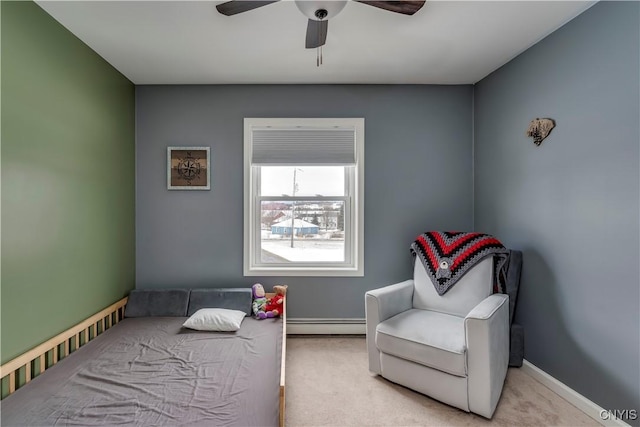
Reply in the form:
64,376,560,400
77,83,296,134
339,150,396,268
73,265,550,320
182,308,246,332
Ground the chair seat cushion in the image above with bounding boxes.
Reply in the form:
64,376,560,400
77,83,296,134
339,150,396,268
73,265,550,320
376,309,467,377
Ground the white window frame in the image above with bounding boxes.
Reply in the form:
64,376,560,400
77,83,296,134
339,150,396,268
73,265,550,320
244,118,364,277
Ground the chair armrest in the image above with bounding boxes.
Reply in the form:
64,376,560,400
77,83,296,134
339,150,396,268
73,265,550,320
365,280,414,374
366,280,414,324
465,293,508,321
464,294,509,419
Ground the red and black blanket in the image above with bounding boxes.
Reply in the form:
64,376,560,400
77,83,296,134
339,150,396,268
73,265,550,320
410,231,510,296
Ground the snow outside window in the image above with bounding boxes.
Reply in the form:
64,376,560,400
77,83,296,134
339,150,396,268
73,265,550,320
243,118,364,277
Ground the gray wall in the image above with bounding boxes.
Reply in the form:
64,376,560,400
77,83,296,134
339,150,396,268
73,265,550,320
474,1,639,417
136,85,473,318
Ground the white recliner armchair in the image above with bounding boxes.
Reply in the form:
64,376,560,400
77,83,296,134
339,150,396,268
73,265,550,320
365,256,509,419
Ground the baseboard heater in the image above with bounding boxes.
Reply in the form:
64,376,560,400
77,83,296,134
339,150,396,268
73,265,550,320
286,318,366,335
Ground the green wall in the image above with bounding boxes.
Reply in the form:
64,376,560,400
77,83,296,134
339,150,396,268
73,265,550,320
1,1,135,364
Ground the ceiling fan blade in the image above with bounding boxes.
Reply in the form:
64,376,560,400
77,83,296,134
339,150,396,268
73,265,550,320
216,1,279,16
354,1,425,15
305,19,328,49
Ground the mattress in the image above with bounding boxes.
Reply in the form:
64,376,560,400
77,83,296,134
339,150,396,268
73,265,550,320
1,316,283,426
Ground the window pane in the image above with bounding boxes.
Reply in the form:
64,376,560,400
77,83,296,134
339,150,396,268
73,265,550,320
260,166,344,197
260,200,345,263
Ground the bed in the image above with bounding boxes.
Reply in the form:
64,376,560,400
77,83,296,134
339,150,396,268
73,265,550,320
0,288,286,427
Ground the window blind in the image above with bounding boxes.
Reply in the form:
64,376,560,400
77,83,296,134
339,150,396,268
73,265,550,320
251,128,356,165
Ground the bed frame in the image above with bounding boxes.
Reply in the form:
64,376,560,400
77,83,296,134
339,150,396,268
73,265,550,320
267,292,287,427
1,293,287,427
1,297,129,397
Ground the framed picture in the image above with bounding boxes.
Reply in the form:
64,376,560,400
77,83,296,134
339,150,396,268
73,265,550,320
167,146,211,190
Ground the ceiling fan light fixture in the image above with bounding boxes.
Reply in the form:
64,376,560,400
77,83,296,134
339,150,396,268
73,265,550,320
295,0,347,20
315,9,328,20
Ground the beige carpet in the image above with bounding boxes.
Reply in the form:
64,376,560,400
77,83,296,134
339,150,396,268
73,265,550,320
284,337,598,427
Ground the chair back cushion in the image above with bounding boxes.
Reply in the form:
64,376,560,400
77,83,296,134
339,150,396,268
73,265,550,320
413,256,493,317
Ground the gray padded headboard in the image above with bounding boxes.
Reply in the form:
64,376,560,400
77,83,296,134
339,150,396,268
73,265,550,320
125,289,190,317
187,288,253,316
124,288,253,318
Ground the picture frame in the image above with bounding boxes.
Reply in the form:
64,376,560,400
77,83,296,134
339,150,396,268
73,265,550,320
167,146,211,190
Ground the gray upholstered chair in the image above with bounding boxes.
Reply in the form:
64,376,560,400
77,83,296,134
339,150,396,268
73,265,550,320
365,256,509,419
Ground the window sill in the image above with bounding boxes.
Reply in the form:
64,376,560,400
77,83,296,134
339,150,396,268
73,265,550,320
244,266,364,277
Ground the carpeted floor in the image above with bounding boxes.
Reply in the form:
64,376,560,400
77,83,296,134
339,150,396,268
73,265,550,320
285,337,598,426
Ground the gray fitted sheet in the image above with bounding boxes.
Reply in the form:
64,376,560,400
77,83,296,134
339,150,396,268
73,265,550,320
1,316,283,427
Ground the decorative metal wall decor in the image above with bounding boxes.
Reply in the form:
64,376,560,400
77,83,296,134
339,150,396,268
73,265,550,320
167,146,210,190
526,118,556,146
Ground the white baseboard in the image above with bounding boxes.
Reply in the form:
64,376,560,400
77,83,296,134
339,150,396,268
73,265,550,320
286,318,366,335
521,360,631,427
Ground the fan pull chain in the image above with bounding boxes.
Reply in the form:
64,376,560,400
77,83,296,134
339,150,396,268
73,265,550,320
314,9,327,67
317,19,320,67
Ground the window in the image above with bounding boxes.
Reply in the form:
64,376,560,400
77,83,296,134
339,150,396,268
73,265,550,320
244,118,364,276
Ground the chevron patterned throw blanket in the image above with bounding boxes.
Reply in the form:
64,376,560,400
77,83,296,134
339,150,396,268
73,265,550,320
410,231,510,296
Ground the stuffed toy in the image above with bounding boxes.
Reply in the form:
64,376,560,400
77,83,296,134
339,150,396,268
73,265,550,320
273,284,288,296
252,283,275,320
264,285,287,317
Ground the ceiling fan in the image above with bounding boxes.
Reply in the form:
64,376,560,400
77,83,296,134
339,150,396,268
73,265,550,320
215,0,425,65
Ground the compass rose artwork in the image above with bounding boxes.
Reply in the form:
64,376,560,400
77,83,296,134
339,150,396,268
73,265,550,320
167,147,210,190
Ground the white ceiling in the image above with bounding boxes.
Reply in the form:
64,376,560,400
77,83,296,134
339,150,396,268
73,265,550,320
36,0,596,85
